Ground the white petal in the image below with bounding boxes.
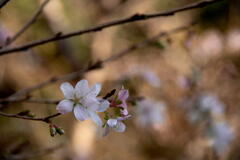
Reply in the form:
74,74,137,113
88,111,102,126
89,83,101,97
114,121,126,132
117,115,131,121
97,100,110,112
60,82,74,99
73,105,89,121
56,100,74,114
107,119,118,127
75,79,89,98
82,97,100,111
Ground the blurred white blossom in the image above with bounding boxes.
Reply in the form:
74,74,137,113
184,93,225,123
190,30,224,61
135,99,166,128
205,121,234,155
130,66,161,87
57,79,109,126
226,29,240,53
199,94,225,115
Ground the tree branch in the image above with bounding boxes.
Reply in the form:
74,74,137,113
0,111,61,123
0,0,222,55
0,0,10,9
3,0,50,47
5,22,195,101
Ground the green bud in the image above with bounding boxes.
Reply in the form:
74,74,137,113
49,125,57,137
56,127,65,135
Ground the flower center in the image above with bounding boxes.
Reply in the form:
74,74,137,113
72,95,83,107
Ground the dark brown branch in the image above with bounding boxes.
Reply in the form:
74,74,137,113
0,111,61,123
0,0,10,9
3,0,50,47
6,22,195,101
0,0,222,55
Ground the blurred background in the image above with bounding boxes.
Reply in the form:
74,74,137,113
0,0,239,159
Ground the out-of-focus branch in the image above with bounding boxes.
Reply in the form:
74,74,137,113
0,19,185,122
3,144,63,160
25,98,60,104
0,0,222,55
103,23,196,63
3,0,50,47
3,22,195,103
0,96,60,104
9,61,103,99
0,111,61,123
5,23,195,102
0,0,10,9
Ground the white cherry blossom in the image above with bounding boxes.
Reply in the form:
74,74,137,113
57,79,109,126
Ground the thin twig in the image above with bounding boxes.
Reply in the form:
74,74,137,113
0,0,10,9
0,111,61,123
0,0,222,55
3,0,50,47
5,22,195,102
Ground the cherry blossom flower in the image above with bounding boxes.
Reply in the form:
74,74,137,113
103,116,129,136
130,66,161,87
57,79,109,126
